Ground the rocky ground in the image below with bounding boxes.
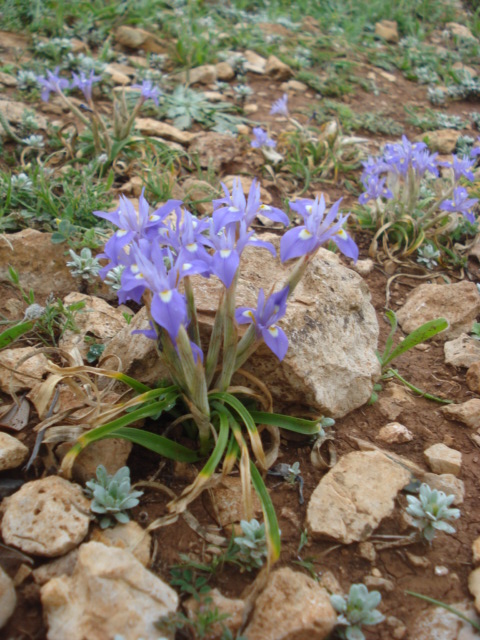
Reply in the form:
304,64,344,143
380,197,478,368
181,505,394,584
1,1,480,639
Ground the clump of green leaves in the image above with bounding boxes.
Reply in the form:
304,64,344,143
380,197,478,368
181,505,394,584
85,465,143,529
66,248,101,282
232,519,268,571
416,243,440,269
471,322,480,340
330,584,385,640
406,483,460,542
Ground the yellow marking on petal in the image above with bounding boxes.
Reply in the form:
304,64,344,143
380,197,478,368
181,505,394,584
182,263,193,270
306,205,313,214
335,228,347,239
160,290,172,302
149,214,160,221
124,244,131,256
299,229,313,240
229,206,240,213
117,229,128,237
134,272,144,280
242,310,255,320
220,249,232,258
131,264,139,273
260,204,271,210
186,242,197,252
268,325,279,337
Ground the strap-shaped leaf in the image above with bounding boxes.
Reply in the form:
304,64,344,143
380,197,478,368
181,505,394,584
382,317,448,367
250,461,281,567
249,411,321,435
0,321,34,349
380,310,398,366
109,427,198,462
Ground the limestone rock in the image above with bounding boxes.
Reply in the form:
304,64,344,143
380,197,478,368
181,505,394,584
208,476,262,527
1,476,90,557
135,118,197,144
102,242,379,417
421,129,462,154
0,432,28,470
0,99,47,132
467,362,480,393
446,22,477,40
423,473,465,505
411,601,480,640
215,61,235,81
0,347,49,394
0,229,78,302
444,334,480,368
189,133,242,171
115,25,165,53
396,281,480,341
375,20,399,43
244,50,267,74
377,422,413,444
104,64,130,85
441,399,480,429
265,55,293,80
452,62,478,78
0,71,17,87
175,64,217,85
41,541,178,640
280,79,308,93
364,575,394,591
424,443,462,476
473,537,480,564
90,521,151,567
185,589,245,639
244,567,337,640
377,384,414,421
354,258,374,276
59,293,127,360
56,438,132,485
0,566,16,629
307,451,411,543
33,549,79,586
470,569,480,614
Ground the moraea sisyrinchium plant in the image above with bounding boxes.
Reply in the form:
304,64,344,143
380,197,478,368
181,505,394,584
59,177,357,566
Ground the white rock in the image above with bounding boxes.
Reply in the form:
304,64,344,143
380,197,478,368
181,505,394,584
215,61,235,81
411,600,480,639
90,521,151,567
307,451,411,543
446,22,477,40
0,347,49,394
56,437,132,485
243,50,267,73
421,130,462,154
397,281,480,341
354,258,374,276
41,541,178,640
33,549,79,585
134,118,197,144
444,334,480,368
209,475,262,527
265,55,293,80
0,432,28,470
377,422,413,444
423,472,465,505
364,575,394,591
1,476,90,557
0,566,16,629
59,293,127,360
424,443,462,476
441,399,480,429
377,384,414,421
375,20,399,43
244,567,337,640
175,64,217,85
185,588,245,638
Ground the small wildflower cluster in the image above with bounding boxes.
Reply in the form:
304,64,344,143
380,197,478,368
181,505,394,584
35,68,162,162
358,135,478,258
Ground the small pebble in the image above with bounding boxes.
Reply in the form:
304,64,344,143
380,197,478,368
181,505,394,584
435,565,449,576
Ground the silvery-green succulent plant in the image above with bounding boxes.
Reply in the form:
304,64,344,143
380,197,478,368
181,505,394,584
85,465,143,529
406,482,460,542
66,247,101,282
233,519,268,571
330,583,385,640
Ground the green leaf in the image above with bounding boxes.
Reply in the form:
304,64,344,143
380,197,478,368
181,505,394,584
249,411,322,436
382,317,448,368
0,321,34,350
108,427,199,462
380,309,398,365
250,461,281,566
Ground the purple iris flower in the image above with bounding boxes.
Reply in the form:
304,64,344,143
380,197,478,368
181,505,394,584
36,67,69,102
95,191,182,273
359,175,394,205
270,93,289,117
251,127,276,148
235,287,289,361
445,155,476,182
164,208,212,266
440,186,478,223
212,178,288,232
281,195,358,263
411,148,439,178
71,69,101,102
131,79,162,106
